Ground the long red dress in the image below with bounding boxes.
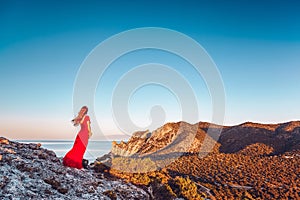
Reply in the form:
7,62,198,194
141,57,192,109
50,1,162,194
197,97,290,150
63,115,90,169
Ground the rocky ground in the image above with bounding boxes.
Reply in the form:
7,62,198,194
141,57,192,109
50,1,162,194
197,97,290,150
0,137,149,200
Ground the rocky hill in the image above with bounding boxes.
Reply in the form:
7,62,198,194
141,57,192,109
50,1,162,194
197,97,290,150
219,121,300,154
106,120,300,199
111,121,221,158
112,121,300,157
0,137,149,199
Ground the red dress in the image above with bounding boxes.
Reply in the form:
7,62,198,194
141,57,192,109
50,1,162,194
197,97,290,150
63,115,90,169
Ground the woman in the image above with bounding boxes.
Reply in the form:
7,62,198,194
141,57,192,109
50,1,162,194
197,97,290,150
63,106,92,169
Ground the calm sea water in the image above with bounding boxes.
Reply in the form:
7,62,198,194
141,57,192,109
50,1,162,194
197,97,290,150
17,140,113,163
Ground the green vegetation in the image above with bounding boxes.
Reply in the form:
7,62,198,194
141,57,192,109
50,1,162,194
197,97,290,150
109,164,206,200
108,148,300,199
169,176,205,200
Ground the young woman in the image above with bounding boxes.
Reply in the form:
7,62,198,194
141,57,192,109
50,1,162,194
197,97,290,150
63,106,92,169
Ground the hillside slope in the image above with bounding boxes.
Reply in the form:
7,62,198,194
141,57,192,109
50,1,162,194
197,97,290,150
107,121,300,199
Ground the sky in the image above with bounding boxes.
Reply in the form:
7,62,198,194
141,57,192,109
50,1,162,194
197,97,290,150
0,0,299,140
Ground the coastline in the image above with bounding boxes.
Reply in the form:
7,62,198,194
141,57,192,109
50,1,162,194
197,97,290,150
14,140,115,163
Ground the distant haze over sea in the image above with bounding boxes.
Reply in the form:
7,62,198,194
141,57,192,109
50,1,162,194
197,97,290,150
16,140,116,162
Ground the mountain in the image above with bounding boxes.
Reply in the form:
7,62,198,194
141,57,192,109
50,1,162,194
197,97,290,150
219,121,300,154
103,120,300,199
112,121,300,156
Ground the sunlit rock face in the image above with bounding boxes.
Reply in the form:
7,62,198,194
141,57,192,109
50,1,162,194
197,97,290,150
112,122,197,157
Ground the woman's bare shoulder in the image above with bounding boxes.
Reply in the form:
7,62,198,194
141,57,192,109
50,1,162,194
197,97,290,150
85,115,90,121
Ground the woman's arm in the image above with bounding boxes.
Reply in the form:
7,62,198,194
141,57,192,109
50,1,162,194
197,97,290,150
87,121,92,138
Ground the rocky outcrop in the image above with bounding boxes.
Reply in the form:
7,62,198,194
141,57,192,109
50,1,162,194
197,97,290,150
111,121,221,159
0,137,149,199
111,130,151,156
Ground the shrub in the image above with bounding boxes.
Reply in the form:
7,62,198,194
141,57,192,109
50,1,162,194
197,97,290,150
169,176,204,200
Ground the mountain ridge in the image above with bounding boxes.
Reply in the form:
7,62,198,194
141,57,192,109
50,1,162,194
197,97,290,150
112,120,300,157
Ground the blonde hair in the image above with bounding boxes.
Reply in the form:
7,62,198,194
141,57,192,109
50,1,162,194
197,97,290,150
72,106,88,126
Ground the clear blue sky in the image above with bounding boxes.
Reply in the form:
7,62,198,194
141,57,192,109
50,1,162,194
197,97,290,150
0,0,299,139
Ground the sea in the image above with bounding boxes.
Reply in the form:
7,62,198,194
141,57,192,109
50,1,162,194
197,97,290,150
16,140,113,163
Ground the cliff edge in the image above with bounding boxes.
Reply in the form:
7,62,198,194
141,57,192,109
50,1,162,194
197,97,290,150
0,137,149,200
